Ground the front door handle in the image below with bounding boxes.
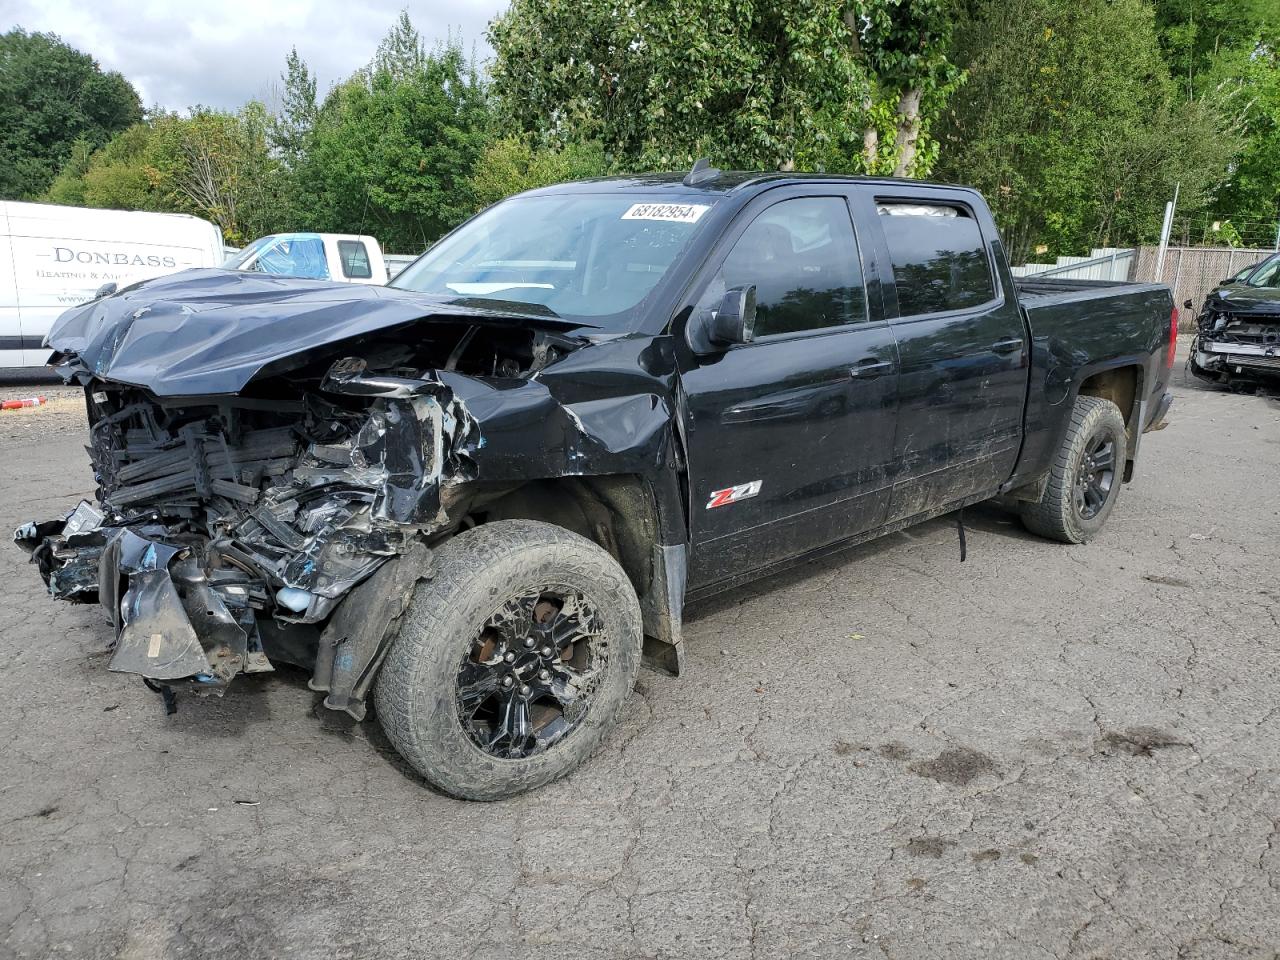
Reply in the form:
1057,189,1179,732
991,337,1024,355
849,358,894,379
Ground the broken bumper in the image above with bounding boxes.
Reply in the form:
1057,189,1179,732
17,509,274,689
1192,338,1280,379
16,503,430,717
12,359,477,710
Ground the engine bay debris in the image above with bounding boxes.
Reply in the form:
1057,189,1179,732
1190,291,1280,386
16,361,479,701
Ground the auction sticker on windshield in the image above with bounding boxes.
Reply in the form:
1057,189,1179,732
621,203,710,223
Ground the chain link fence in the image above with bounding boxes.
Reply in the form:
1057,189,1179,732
1133,245,1276,329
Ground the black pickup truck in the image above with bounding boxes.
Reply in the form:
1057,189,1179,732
17,168,1176,799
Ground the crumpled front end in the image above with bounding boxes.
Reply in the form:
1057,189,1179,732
15,358,478,714
19,271,692,713
1190,299,1280,384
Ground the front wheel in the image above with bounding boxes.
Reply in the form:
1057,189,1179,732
1019,395,1128,544
374,520,642,800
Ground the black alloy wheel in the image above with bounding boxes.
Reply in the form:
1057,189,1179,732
1073,433,1116,520
455,589,607,759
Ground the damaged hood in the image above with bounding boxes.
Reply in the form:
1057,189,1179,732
46,268,590,397
1203,286,1280,316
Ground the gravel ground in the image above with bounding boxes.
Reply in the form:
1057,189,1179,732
0,375,84,444
0,359,1277,960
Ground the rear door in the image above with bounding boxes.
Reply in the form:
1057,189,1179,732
867,192,1027,521
677,187,900,589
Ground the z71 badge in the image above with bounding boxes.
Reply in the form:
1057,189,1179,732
706,480,762,509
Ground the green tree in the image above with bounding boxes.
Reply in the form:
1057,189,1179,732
51,105,282,244
488,0,960,177
1209,43,1280,227
269,47,320,229
272,47,318,167
46,122,164,211
146,104,283,244
0,29,143,199
296,29,490,252
1148,0,1280,235
375,11,427,79
468,137,610,210
935,0,1238,262
43,139,95,206
1152,0,1276,99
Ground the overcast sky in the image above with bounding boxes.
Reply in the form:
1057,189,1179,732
6,1,507,112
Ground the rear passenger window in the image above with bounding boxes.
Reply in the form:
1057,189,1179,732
702,196,867,338
878,203,995,317
338,240,373,279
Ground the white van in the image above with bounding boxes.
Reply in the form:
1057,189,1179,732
0,201,224,368
225,233,389,285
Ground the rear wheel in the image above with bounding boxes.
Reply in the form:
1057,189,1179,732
374,520,642,800
1019,395,1128,544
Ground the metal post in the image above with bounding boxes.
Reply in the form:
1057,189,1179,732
1155,183,1180,281
1172,248,1185,308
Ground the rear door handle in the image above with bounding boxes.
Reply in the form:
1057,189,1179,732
849,358,894,379
991,337,1024,355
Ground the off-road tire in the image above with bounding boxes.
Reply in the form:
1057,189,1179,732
1019,395,1128,544
374,520,642,800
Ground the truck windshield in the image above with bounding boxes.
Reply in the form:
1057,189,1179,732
1245,254,1280,288
223,236,271,268
226,234,329,280
391,194,715,328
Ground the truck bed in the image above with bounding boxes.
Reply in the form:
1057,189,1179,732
1015,277,1166,304
1005,275,1174,495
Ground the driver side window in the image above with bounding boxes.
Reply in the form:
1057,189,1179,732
700,196,867,338
1249,258,1280,288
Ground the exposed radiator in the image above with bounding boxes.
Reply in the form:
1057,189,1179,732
1225,353,1280,371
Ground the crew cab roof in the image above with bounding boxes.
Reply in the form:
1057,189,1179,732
518,171,980,201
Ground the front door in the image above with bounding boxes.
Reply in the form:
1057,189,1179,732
676,190,900,590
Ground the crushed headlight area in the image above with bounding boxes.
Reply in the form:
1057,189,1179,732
15,360,478,716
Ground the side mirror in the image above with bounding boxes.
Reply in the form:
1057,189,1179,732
1183,299,1194,311
689,286,756,354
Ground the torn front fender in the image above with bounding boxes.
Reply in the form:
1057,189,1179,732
438,372,674,482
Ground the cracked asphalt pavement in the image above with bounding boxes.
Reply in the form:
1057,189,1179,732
2,359,1277,960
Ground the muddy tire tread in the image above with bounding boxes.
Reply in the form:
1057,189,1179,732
1019,395,1127,544
374,519,642,801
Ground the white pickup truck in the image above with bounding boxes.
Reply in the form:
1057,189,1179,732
225,233,389,285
